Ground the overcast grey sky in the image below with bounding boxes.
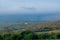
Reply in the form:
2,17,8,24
0,0,60,14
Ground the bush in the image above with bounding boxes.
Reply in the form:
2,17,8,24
56,33,60,39
24,33,38,40
2,33,11,40
19,30,38,40
38,33,51,39
0,35,3,40
37,32,59,39
1,30,60,40
49,33,57,39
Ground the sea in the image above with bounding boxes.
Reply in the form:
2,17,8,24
0,13,60,29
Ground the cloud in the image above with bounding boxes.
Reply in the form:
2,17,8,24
21,7,36,10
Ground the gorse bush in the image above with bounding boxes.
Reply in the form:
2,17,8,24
0,30,60,40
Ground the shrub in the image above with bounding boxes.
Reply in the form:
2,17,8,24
0,35,3,40
2,33,11,40
38,33,51,39
49,33,57,39
56,33,60,39
19,30,38,40
1,30,60,40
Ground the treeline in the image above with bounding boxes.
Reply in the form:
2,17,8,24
0,30,60,40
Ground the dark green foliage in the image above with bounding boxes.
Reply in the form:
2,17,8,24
19,30,38,40
49,33,57,39
0,35,3,40
2,33,12,40
24,33,38,40
38,33,51,39
20,30,34,39
56,33,60,39
0,30,60,40
10,34,18,40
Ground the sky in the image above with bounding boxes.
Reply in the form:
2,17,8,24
0,0,60,14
